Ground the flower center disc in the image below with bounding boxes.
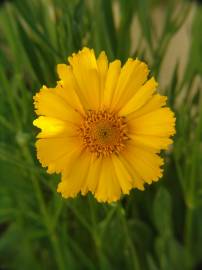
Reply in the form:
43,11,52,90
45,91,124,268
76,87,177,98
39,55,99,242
79,110,129,157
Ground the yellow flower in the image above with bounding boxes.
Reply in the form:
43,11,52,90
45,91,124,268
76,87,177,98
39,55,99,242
33,47,175,203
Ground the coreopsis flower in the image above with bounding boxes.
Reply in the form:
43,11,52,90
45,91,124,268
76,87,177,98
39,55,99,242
33,47,175,203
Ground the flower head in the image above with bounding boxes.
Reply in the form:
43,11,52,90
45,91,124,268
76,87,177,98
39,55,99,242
33,47,175,203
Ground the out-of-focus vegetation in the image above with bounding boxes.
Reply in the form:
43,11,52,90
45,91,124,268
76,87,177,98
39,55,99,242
0,0,202,269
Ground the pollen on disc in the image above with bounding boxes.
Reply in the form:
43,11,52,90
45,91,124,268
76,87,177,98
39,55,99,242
78,110,129,157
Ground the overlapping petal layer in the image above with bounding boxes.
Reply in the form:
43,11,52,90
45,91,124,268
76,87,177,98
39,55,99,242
34,47,176,203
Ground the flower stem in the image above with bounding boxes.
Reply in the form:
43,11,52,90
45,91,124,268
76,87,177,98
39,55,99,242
118,203,141,270
21,144,66,270
88,198,106,270
184,91,202,268
184,126,201,268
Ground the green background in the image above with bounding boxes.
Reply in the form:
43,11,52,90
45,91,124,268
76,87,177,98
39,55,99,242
0,0,202,269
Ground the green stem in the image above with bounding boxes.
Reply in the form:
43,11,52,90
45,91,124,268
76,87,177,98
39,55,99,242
184,156,197,268
185,195,195,270
118,203,141,270
185,206,193,252
88,198,105,270
184,92,202,268
21,144,66,270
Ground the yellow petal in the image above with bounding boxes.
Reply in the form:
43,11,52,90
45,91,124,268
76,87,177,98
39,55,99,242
33,86,80,123
95,158,121,203
81,154,102,195
57,151,92,198
68,48,100,109
97,51,108,91
130,134,173,151
128,107,176,137
36,137,80,174
128,94,167,119
123,143,164,185
33,116,77,138
118,155,145,190
56,64,84,112
120,77,158,115
111,59,149,110
57,63,69,81
103,60,121,108
112,155,133,194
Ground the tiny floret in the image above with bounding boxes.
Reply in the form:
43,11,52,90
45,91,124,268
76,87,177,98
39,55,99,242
78,109,129,157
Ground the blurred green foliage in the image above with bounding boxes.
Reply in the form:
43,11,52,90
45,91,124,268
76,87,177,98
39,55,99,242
0,0,202,269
